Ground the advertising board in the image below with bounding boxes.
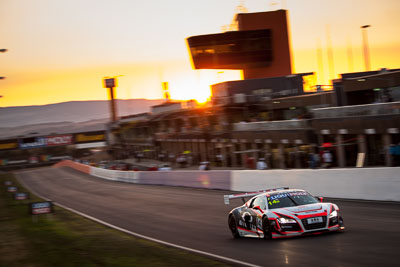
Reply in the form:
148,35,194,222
19,135,73,149
7,186,17,192
75,132,106,143
30,201,54,215
0,142,18,150
19,137,46,149
14,192,30,200
46,135,73,146
103,78,116,88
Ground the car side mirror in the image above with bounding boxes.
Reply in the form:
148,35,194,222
317,197,324,202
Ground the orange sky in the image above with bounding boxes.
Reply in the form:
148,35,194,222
1,0,399,107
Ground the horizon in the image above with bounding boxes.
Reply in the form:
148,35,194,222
0,98,165,109
0,98,165,132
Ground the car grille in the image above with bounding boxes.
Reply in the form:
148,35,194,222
301,216,327,230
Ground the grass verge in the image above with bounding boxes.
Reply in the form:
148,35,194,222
0,172,228,266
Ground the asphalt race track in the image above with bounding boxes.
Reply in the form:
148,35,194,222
16,167,400,266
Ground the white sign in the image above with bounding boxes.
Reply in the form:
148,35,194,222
47,135,73,146
321,129,330,135
356,153,365,168
75,142,106,149
365,129,376,134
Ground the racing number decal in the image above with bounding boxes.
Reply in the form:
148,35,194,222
268,197,280,206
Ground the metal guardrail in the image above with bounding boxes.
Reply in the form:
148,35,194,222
233,119,311,131
312,101,400,119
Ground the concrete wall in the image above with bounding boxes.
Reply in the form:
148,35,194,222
140,171,231,189
91,167,139,184
54,160,90,174
231,168,400,202
56,160,400,202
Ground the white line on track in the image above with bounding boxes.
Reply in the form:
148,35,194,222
16,172,261,267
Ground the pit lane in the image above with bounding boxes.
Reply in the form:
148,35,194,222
16,167,400,266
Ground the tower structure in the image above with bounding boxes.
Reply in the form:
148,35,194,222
187,9,293,80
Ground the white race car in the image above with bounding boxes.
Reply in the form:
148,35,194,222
224,187,345,239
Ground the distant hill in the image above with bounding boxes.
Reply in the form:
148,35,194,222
0,99,164,139
0,119,109,139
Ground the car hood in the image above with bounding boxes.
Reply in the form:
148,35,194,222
273,203,331,219
283,203,324,213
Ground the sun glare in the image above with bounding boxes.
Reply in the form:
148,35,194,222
167,70,242,104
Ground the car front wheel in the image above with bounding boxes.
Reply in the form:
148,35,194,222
262,217,272,239
338,216,345,230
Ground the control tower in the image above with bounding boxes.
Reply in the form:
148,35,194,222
187,9,292,80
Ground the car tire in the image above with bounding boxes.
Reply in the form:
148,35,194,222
262,217,272,240
338,216,344,229
228,215,240,239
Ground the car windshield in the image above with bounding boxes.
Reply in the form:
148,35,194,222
267,191,318,209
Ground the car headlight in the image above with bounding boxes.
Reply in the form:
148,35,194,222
278,217,296,224
329,210,338,218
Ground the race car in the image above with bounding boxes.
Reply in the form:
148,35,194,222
224,187,344,239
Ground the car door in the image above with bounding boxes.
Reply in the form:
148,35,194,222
237,198,258,233
249,195,267,232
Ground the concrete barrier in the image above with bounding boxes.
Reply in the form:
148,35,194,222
230,168,400,202
55,160,400,202
139,171,231,190
54,160,90,174
90,167,139,183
